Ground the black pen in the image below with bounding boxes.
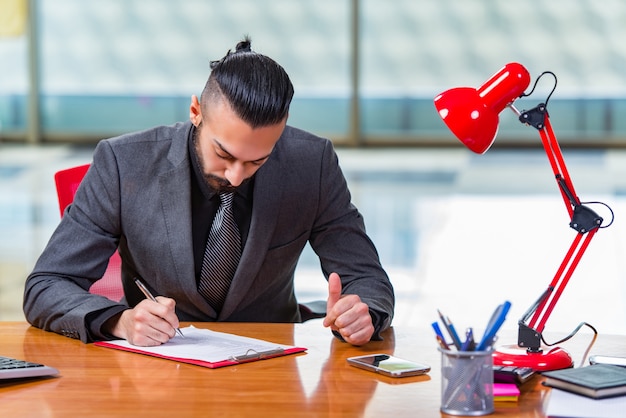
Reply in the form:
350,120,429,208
437,309,463,350
134,277,185,338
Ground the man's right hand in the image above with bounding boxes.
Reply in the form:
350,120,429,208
103,297,181,346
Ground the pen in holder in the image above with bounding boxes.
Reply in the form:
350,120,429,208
439,347,494,416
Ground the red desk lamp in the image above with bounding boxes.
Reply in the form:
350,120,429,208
434,63,610,371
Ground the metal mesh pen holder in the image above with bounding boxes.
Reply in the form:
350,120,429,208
439,348,494,416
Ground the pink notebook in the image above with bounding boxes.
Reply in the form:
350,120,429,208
494,383,520,401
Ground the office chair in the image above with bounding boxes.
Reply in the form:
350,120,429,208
53,164,326,320
54,164,124,302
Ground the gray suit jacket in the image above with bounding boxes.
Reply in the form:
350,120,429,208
24,121,394,342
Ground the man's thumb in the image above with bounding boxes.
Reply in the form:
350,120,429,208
327,272,342,309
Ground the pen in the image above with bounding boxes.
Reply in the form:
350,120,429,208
435,335,450,350
432,321,450,349
476,301,511,351
134,277,185,338
437,309,463,350
461,327,475,351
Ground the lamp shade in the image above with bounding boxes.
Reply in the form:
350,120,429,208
434,62,531,154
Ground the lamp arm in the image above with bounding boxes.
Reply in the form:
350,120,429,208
556,175,579,208
520,105,580,212
510,104,603,352
517,230,598,351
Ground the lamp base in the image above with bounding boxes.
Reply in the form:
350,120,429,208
492,344,574,372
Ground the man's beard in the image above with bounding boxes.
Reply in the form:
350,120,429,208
203,173,238,194
193,124,244,194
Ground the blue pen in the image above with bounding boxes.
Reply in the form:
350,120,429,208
431,321,450,349
476,301,511,351
461,327,475,351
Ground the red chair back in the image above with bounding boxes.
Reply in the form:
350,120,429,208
54,164,90,216
54,164,124,302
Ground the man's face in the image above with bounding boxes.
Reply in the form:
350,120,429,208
190,96,286,193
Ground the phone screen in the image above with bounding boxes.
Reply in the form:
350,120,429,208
348,354,430,377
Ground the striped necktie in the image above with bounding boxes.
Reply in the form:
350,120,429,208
198,192,242,312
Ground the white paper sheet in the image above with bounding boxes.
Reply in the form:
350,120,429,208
103,325,296,363
544,388,626,418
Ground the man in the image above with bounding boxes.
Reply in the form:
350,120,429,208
23,37,394,347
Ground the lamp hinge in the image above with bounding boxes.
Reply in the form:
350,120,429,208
570,205,603,233
518,322,543,353
519,103,548,130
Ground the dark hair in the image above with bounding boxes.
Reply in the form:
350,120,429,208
201,36,294,128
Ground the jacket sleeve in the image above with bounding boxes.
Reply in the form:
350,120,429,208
23,140,126,342
307,139,395,338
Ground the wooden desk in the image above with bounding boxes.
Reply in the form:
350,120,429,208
1,321,623,417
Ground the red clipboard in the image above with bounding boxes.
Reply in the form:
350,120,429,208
95,341,307,368
94,326,307,369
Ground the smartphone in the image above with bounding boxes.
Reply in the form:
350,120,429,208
347,354,430,378
589,355,626,367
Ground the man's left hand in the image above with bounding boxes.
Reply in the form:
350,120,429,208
323,272,374,346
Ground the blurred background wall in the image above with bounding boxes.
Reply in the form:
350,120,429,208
2,1,626,333
2,0,626,147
